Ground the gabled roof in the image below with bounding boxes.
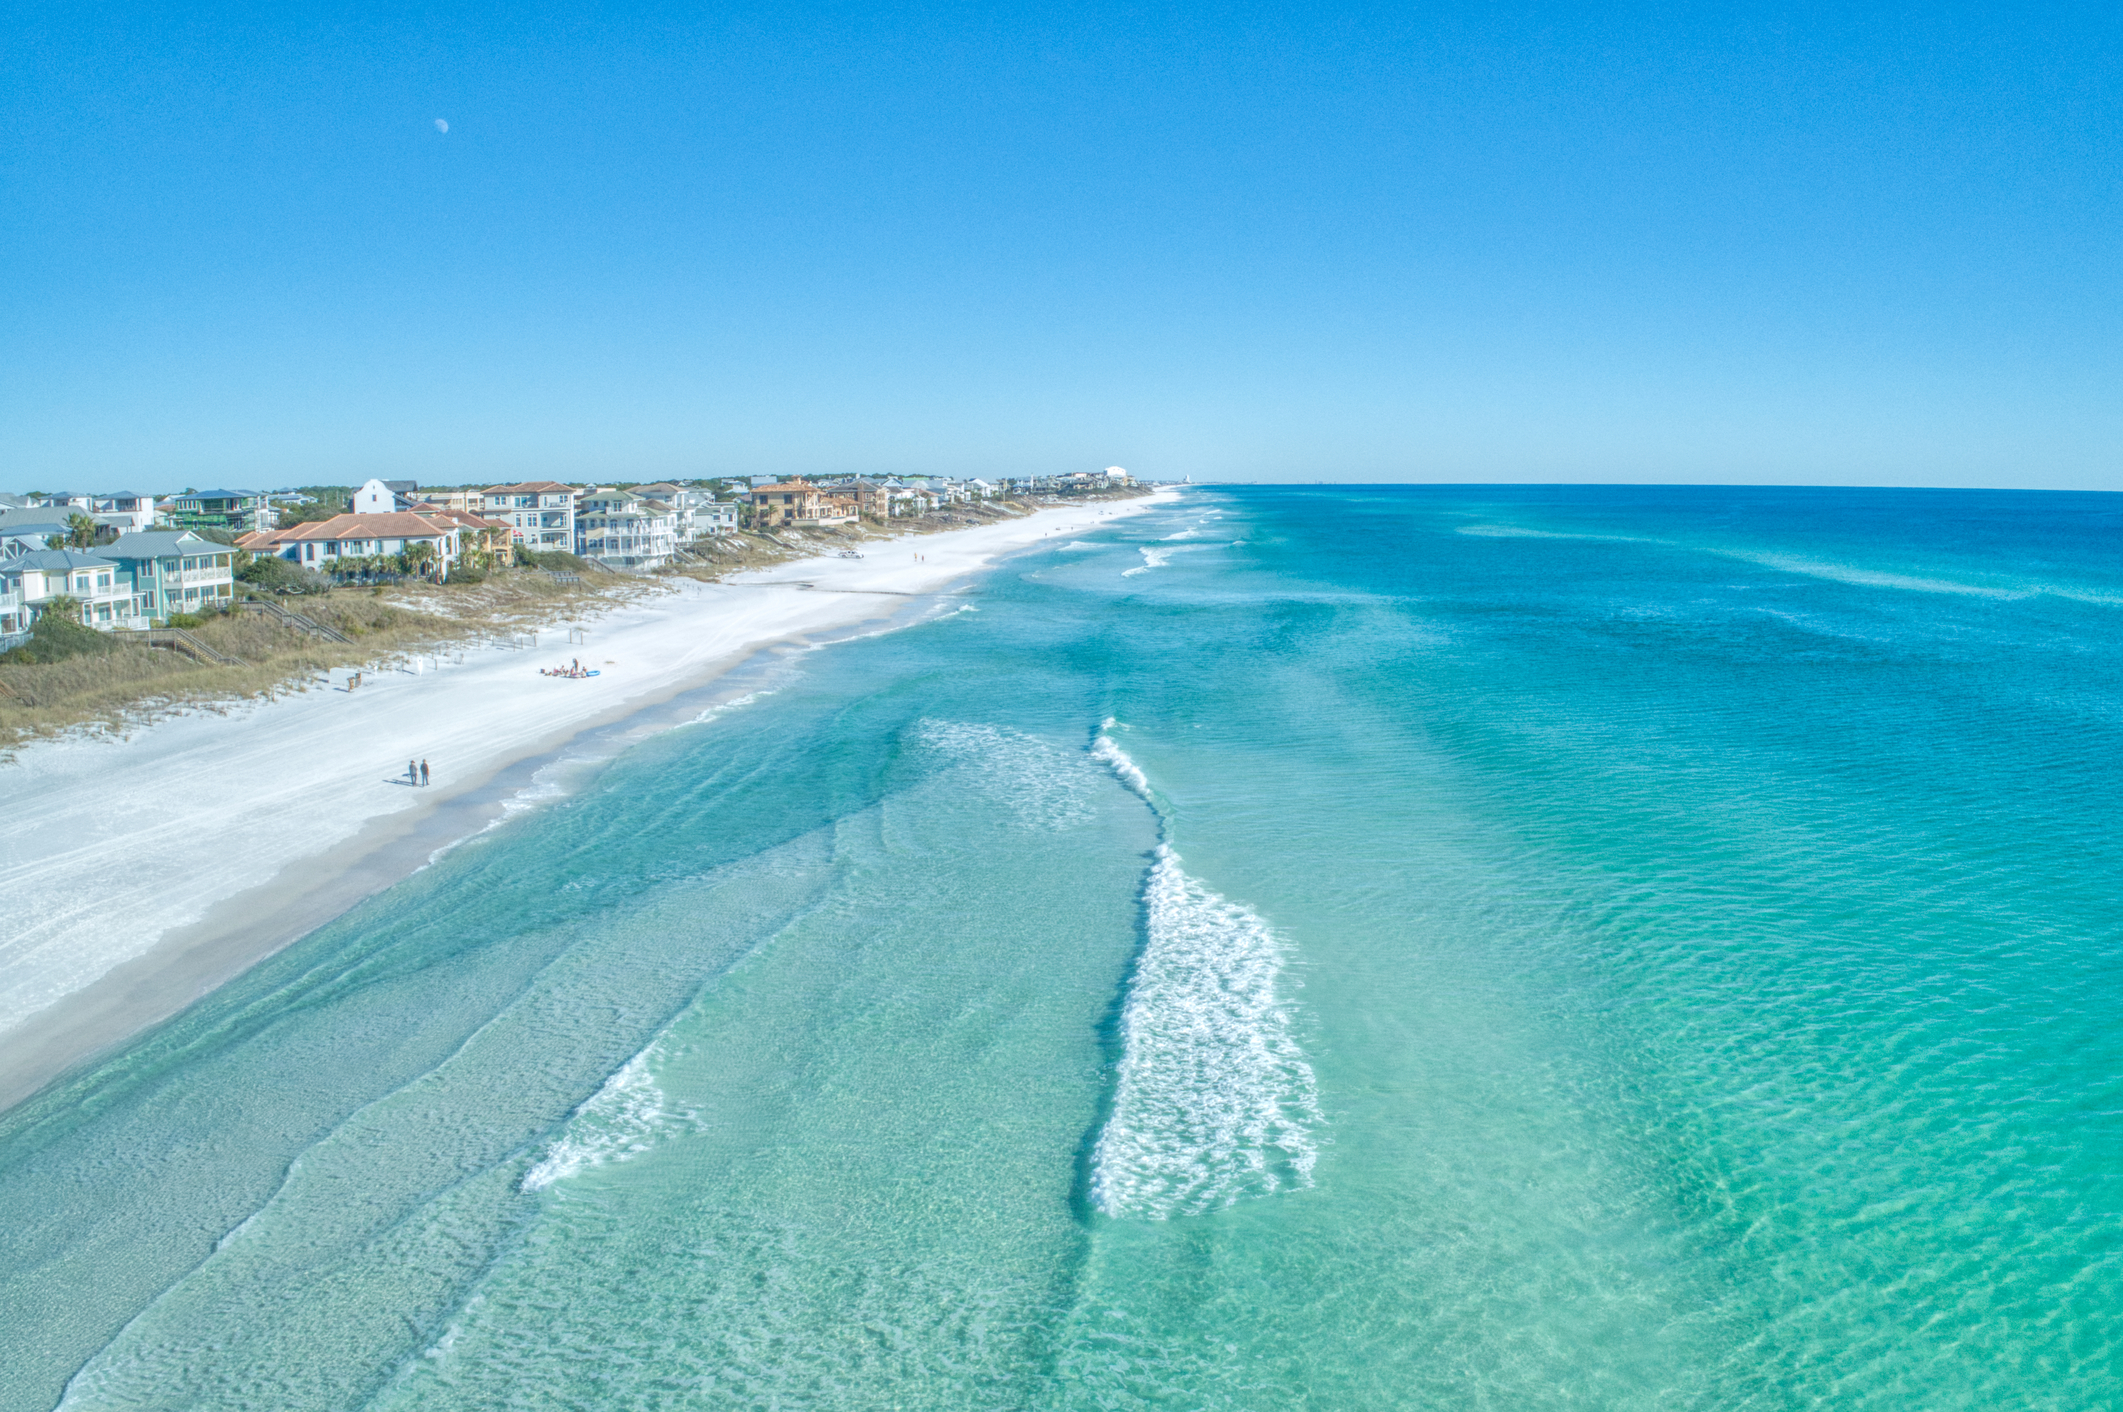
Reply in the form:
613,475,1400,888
173,489,261,500
98,530,226,559
0,521,71,538
409,507,510,530
482,481,578,494
12,549,121,571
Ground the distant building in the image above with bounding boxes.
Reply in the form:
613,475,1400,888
91,493,157,534
748,479,858,529
351,479,421,514
160,489,274,533
627,483,713,540
479,482,578,550
416,488,485,514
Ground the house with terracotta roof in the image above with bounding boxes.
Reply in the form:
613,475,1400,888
239,512,466,579
747,479,858,530
407,505,517,566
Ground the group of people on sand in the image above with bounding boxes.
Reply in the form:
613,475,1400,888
540,658,593,678
405,759,430,787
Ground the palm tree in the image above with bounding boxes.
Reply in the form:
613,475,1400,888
64,511,100,548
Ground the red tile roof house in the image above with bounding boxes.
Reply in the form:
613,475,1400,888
747,479,859,529
239,512,470,581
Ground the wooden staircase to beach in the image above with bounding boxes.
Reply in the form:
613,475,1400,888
240,598,353,643
114,628,247,667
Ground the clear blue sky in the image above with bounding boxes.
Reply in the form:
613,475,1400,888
4,2,2118,489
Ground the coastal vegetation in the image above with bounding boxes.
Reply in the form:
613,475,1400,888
0,487,1148,750
0,568,634,748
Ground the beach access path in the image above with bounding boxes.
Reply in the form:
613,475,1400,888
0,492,1173,1108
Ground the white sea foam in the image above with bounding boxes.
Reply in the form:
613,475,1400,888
1090,845,1321,1220
1060,540,1102,551
1090,721,1154,805
917,720,1099,829
522,1049,690,1191
1121,547,1172,577
686,688,776,726
1720,550,2034,600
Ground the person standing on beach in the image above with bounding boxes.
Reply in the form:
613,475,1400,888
421,760,430,786
408,760,418,786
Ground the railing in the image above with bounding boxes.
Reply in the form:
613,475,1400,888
112,628,246,666
240,598,352,643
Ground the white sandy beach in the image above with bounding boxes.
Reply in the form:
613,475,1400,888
0,493,1172,1105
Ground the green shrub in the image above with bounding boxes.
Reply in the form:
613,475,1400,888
239,554,331,595
518,549,589,572
3,602,115,665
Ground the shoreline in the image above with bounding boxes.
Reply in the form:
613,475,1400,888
0,492,1176,1111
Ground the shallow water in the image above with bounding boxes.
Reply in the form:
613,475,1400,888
3,485,2119,1409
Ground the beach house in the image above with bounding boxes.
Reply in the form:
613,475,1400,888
748,479,858,529
576,490,680,569
352,479,422,514
96,531,238,620
1,550,141,631
159,490,274,533
407,505,517,567
0,520,75,557
479,483,578,550
239,513,464,578
90,492,158,534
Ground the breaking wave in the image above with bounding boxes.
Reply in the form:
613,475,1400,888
1089,846,1321,1219
1121,548,1172,578
522,1048,692,1192
1088,725,1321,1220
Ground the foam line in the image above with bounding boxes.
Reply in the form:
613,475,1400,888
1089,845,1321,1219
1088,722,1321,1219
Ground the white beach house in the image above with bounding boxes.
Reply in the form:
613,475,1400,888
576,490,679,568
480,482,578,550
240,513,463,576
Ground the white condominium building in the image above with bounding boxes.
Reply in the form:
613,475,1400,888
481,482,578,550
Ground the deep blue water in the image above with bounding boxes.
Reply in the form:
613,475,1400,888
2,485,2118,1409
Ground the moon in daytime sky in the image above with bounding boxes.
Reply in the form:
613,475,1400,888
434,118,448,133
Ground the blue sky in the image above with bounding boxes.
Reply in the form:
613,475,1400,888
4,2,2118,489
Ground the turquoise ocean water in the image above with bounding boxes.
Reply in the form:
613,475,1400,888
3,486,2119,1409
